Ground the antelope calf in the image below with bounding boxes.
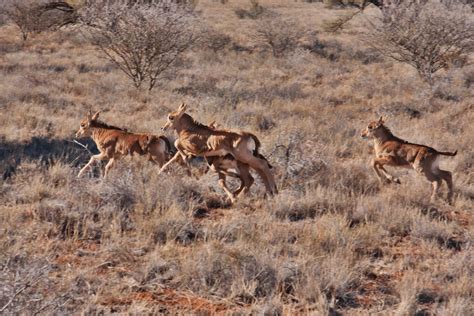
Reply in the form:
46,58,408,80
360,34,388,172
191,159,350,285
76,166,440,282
361,117,457,203
171,120,273,202
205,121,274,201
76,110,171,178
159,103,278,200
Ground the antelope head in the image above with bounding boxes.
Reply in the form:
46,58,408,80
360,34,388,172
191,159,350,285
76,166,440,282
161,102,187,131
76,110,100,138
361,116,385,139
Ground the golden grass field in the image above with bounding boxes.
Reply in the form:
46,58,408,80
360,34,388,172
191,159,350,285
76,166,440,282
0,1,473,314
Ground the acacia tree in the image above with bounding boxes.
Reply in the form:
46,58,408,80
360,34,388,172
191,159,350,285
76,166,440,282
254,16,307,57
1,0,77,41
1,0,38,41
80,1,197,91
364,0,474,85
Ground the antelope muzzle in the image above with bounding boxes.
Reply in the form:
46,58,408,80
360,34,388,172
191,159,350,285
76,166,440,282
161,120,172,131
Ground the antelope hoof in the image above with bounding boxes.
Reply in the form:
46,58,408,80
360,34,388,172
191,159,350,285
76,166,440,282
446,197,453,206
393,177,401,184
229,196,237,204
236,188,249,199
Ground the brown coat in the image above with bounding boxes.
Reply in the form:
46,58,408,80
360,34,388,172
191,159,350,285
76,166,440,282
361,117,457,203
76,111,171,178
160,103,278,198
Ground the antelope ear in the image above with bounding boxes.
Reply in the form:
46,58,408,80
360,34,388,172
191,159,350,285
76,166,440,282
178,102,187,114
378,116,385,125
87,109,93,119
91,111,100,120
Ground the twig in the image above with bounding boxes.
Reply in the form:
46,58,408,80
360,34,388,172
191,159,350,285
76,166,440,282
33,294,70,316
71,140,93,155
2,257,11,272
0,285,27,312
324,9,363,33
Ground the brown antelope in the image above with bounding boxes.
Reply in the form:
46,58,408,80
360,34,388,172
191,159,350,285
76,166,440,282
159,103,278,199
171,120,273,202
172,153,253,202
204,121,274,201
205,154,255,202
76,110,171,178
361,117,457,203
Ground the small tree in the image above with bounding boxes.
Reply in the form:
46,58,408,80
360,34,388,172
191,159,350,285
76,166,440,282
2,0,43,41
364,0,474,85
1,0,77,41
80,1,197,91
254,17,306,57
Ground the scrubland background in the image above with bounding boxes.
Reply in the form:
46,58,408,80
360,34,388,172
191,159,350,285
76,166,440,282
0,0,473,314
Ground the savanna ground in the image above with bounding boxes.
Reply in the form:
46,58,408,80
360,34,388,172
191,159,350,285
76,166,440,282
0,1,473,314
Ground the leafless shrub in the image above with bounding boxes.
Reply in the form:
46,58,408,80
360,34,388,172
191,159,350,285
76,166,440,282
152,219,203,246
0,258,53,314
323,0,374,8
463,68,474,88
201,28,232,53
323,0,381,9
82,0,199,8
432,77,464,102
364,0,474,85
234,0,266,19
254,17,308,57
323,0,342,8
1,1,77,41
80,1,197,90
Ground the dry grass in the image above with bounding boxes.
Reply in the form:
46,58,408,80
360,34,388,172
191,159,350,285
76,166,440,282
0,1,473,314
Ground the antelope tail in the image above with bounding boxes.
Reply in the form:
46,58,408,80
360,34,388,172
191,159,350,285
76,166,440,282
248,133,273,169
248,133,261,156
159,136,173,158
140,135,154,152
438,150,457,157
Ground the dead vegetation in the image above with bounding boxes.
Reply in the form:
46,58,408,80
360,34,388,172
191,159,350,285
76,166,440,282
79,1,197,90
0,0,77,41
0,0,473,314
364,0,474,85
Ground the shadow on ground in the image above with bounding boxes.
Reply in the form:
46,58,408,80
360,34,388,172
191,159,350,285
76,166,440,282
0,136,97,180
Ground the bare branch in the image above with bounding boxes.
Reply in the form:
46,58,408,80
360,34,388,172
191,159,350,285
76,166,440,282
1,1,77,41
362,0,474,84
71,140,93,155
79,1,198,90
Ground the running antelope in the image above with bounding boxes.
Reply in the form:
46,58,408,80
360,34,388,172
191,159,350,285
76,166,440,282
205,121,274,201
76,110,171,178
172,152,254,202
159,103,278,199
361,117,457,203
171,121,273,202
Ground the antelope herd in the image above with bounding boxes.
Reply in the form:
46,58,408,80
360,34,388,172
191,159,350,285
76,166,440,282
76,104,458,204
